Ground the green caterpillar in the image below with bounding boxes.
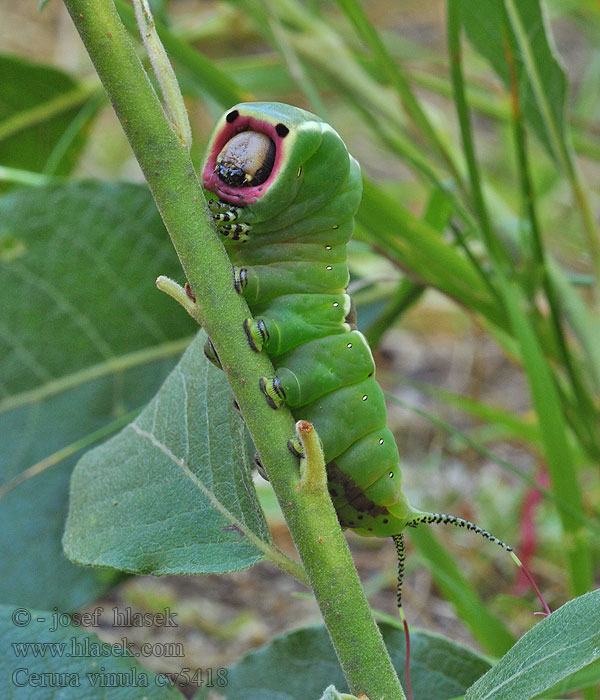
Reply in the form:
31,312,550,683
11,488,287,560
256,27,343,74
199,102,534,598
201,101,421,535
199,103,549,699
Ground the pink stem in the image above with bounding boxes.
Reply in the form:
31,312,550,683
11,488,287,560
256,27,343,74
402,614,414,700
516,555,552,617
515,470,548,594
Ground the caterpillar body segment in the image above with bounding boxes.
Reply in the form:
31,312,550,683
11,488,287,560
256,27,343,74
244,293,353,356
264,331,376,408
237,260,350,305
202,102,418,536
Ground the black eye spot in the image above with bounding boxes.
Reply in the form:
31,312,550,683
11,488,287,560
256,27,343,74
276,123,289,137
383,518,389,524
226,110,239,123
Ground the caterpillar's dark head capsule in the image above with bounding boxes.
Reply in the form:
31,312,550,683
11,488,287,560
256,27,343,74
215,131,276,188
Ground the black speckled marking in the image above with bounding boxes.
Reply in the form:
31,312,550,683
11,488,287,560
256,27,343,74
226,110,239,123
276,123,290,137
326,461,387,519
408,513,513,551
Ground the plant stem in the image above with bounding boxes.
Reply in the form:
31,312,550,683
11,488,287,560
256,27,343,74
61,2,405,697
132,0,192,150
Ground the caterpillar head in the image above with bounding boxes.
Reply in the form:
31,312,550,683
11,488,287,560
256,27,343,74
202,102,351,223
213,131,276,188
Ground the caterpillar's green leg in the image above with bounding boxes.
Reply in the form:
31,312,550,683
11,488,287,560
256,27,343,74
287,437,304,458
208,200,241,219
257,375,304,455
208,198,251,240
257,377,310,474
254,452,269,481
242,295,352,357
233,266,248,294
203,338,222,369
244,318,269,352
207,197,228,212
217,222,251,242
259,375,287,409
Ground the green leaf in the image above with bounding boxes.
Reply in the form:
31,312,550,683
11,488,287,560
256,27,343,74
0,182,193,397
498,278,591,596
0,604,182,699
0,181,195,609
64,331,271,575
541,658,600,698
459,0,567,161
363,186,454,348
465,590,600,700
356,179,507,330
201,624,491,700
0,54,95,182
